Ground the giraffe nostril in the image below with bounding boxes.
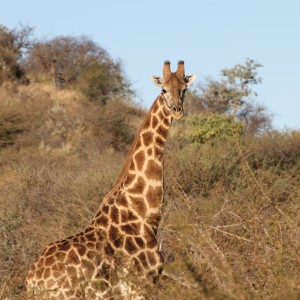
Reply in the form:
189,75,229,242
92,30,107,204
172,105,183,113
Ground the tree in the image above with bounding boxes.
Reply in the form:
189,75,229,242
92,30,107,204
0,24,33,84
185,59,271,134
24,35,131,102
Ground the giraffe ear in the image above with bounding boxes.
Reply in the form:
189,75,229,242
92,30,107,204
151,76,163,87
184,74,196,87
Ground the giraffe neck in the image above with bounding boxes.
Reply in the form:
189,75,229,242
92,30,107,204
92,95,172,229
115,94,171,191
121,94,172,207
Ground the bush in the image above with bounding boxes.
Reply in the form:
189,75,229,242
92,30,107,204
159,134,300,299
24,35,132,100
0,24,32,84
187,113,244,144
76,61,131,103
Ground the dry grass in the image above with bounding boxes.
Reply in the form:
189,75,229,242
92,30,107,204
157,136,300,299
0,83,299,299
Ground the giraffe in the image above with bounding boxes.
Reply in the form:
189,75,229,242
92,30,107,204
25,60,196,299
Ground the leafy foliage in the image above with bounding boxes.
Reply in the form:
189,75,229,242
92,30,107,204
185,59,271,134
187,113,244,143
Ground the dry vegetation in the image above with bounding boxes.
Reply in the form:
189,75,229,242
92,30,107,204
0,82,141,299
0,26,299,299
159,134,300,299
0,81,299,300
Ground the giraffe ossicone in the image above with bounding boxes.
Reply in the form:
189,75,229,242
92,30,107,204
26,61,196,299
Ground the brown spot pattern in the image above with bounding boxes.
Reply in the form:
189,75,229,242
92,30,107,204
109,225,120,242
55,251,66,261
155,136,165,148
134,151,145,171
144,224,157,248
163,118,170,127
96,214,108,227
74,244,87,256
85,227,94,233
82,259,95,278
135,138,142,149
125,237,138,254
45,245,57,256
116,194,128,207
137,252,149,269
157,125,168,139
158,111,164,120
146,251,157,266
45,255,55,266
133,257,143,272
146,186,162,208
152,103,159,113
102,205,109,214
66,249,80,264
142,131,153,146
135,237,145,248
145,160,162,180
128,176,146,194
124,173,135,186
110,206,119,224
37,257,44,267
154,147,163,159
144,117,151,129
86,232,96,242
121,222,141,235
129,161,136,171
120,209,138,222
43,267,51,279
158,96,164,105
131,197,147,217
152,116,159,128
104,242,114,256
108,197,115,205
162,105,170,118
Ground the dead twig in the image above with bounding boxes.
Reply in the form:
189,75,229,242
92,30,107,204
161,271,199,289
210,226,253,243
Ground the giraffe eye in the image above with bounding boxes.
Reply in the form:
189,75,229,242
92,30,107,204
162,89,167,94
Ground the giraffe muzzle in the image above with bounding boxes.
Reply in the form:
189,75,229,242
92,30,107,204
171,105,184,120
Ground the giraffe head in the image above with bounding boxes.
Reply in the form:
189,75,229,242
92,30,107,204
151,60,196,120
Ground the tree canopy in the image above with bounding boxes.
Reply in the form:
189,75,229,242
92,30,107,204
185,58,271,135
0,24,33,84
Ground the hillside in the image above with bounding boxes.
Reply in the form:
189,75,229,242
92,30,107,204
0,81,299,299
0,82,144,298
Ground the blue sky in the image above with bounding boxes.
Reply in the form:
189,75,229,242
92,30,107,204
2,0,300,129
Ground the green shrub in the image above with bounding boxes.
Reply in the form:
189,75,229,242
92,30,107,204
187,113,244,143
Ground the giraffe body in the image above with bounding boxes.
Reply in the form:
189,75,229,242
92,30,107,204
26,61,196,299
